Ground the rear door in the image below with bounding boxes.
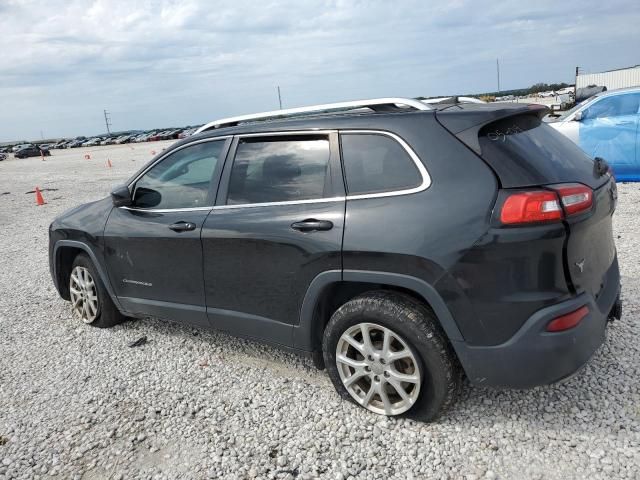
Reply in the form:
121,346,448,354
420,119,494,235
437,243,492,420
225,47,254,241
104,138,230,327
201,131,345,346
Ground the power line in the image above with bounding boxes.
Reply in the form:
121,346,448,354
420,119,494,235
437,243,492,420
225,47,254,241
103,109,112,135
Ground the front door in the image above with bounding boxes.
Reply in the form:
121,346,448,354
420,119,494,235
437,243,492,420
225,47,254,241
202,132,345,346
104,138,230,327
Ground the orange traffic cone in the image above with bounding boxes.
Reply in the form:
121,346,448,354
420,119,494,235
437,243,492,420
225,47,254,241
35,187,46,206
107,159,112,168
151,150,156,155
84,154,91,160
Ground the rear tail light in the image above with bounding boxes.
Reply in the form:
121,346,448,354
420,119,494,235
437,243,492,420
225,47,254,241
552,183,593,215
500,183,593,225
546,306,589,332
500,191,562,224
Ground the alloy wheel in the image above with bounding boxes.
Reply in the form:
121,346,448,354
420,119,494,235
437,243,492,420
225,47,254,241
335,322,421,415
69,266,99,323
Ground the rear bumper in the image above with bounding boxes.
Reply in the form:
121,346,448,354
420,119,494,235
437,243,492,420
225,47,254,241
454,256,620,388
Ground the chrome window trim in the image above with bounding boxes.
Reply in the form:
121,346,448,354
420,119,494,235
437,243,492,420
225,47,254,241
120,129,431,213
235,129,336,138
339,129,431,200
119,206,214,213
126,136,232,189
215,197,344,210
120,136,231,213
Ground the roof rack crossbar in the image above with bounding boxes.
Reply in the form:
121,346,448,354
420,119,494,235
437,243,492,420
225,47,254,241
195,97,431,133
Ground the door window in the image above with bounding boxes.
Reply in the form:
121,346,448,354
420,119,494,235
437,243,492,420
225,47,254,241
226,135,332,205
582,93,640,120
133,140,225,209
340,133,421,195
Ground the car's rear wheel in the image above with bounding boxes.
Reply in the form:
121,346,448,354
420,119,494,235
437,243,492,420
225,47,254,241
323,291,460,422
69,254,125,328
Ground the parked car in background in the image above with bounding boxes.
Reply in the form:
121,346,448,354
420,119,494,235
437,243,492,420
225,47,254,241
136,132,157,142
49,97,621,421
548,87,640,181
115,135,133,144
0,152,7,161
15,145,50,159
65,137,87,148
148,131,165,141
12,144,32,152
82,137,103,147
178,128,197,139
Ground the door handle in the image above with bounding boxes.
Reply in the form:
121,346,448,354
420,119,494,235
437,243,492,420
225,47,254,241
169,221,197,232
291,219,334,232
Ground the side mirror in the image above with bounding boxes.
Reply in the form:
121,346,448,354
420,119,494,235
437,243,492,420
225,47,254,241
110,184,133,207
573,111,583,122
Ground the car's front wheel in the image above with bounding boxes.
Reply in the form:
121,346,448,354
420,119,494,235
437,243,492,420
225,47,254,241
323,291,460,422
69,254,125,328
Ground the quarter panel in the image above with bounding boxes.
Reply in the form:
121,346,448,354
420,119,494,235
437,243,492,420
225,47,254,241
342,116,499,343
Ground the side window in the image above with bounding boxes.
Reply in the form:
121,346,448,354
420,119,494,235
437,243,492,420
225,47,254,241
340,133,421,195
133,140,225,209
583,93,640,120
226,135,331,205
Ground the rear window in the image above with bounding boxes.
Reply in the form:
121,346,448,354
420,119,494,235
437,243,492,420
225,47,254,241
227,135,331,205
340,133,421,195
478,114,602,188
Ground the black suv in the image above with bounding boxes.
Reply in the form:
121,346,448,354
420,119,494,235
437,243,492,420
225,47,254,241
49,98,621,421
15,145,51,159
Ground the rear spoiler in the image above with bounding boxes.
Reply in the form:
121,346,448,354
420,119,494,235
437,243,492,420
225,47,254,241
435,104,550,155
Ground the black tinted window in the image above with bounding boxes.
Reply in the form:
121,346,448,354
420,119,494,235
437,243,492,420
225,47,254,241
227,136,331,205
340,134,421,195
478,114,600,188
133,140,224,209
583,93,640,119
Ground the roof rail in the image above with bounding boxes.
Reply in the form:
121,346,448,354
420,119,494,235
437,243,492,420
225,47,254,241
195,97,431,133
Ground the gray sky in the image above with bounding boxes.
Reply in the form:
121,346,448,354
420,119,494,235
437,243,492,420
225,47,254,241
1,0,639,141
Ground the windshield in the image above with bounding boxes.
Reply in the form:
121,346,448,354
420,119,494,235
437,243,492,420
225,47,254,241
556,98,593,121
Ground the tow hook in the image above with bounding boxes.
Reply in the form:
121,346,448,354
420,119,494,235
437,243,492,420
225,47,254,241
608,295,622,321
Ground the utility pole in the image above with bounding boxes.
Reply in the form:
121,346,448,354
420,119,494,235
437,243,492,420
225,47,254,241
575,66,580,100
103,109,112,135
277,86,283,110
496,59,501,94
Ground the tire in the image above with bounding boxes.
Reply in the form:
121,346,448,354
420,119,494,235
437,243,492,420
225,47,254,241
69,253,125,328
323,291,460,422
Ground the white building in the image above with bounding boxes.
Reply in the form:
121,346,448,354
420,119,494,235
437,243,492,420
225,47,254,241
576,65,640,90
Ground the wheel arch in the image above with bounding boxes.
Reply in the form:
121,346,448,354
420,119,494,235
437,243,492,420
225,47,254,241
294,269,464,356
53,240,123,311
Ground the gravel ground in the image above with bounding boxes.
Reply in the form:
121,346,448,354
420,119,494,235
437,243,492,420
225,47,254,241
0,144,638,480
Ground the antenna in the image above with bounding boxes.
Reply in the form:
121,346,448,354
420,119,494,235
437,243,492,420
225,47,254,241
103,109,112,135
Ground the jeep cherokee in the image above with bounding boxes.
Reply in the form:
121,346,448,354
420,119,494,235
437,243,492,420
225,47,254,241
49,97,622,421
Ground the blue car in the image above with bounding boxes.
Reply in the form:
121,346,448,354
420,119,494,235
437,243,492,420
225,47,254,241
549,87,640,181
